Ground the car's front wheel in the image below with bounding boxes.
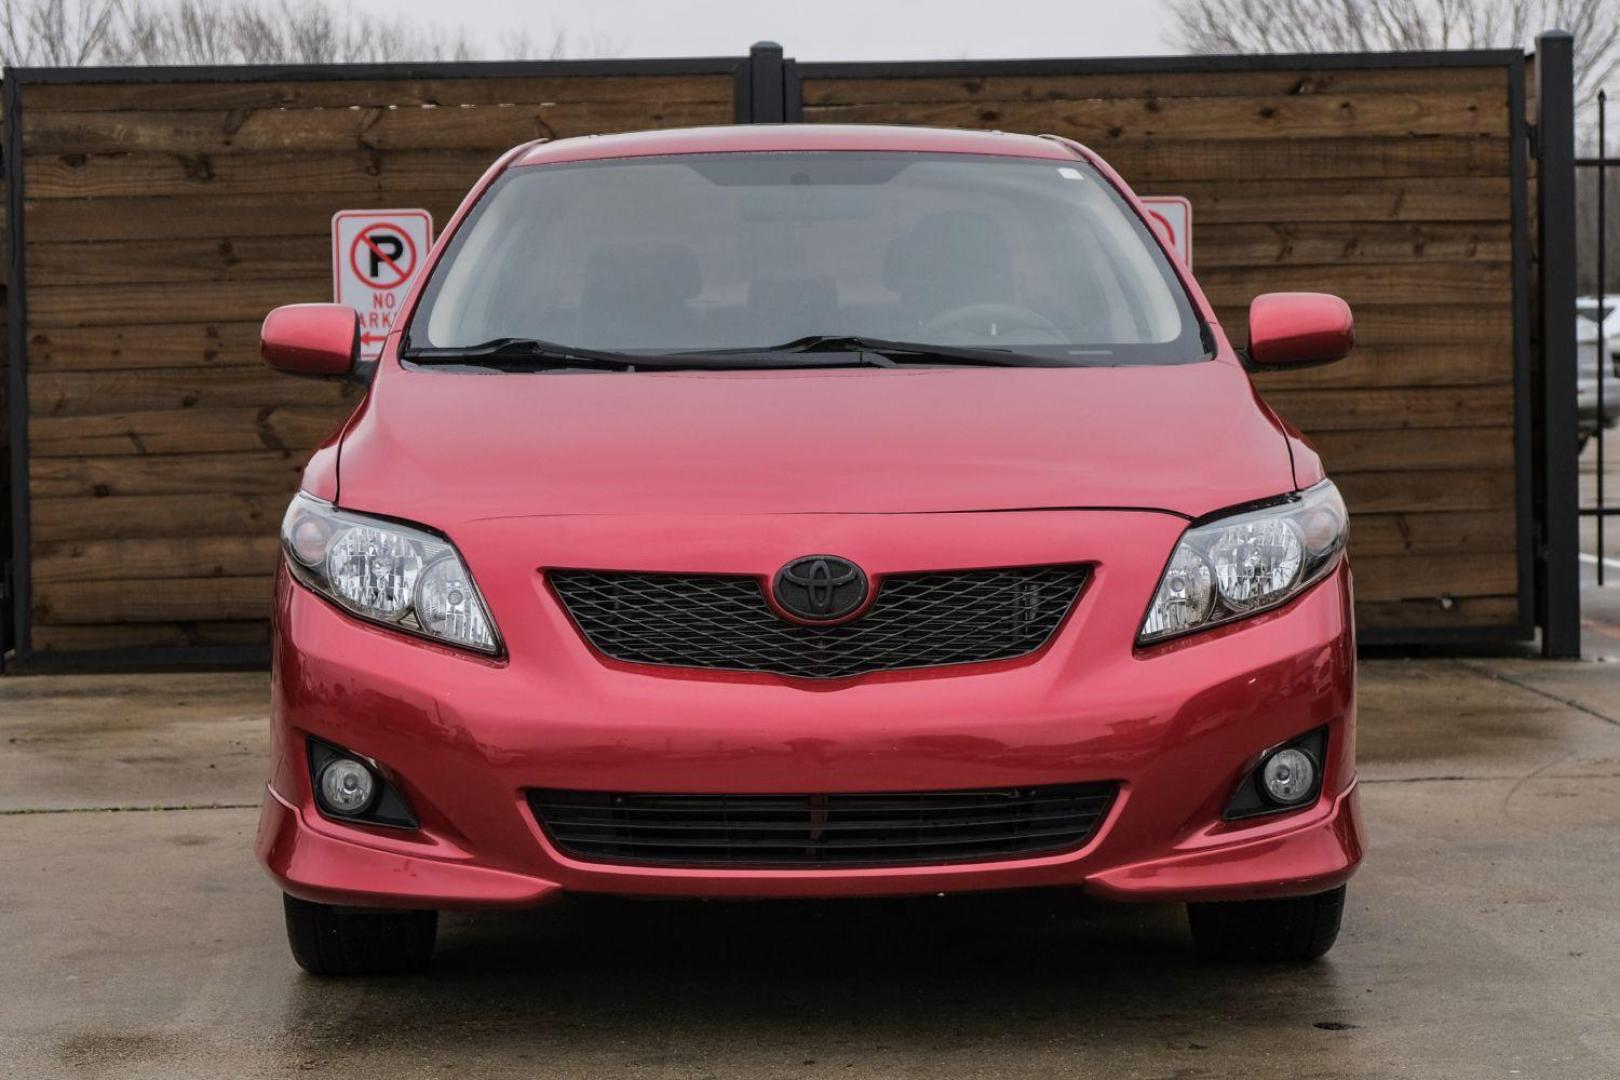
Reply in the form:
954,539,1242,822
1186,885,1346,962
282,894,437,975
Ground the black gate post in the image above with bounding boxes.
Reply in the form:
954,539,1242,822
1,74,26,670
743,41,788,123
1535,30,1581,658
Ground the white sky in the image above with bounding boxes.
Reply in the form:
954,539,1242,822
345,0,1182,61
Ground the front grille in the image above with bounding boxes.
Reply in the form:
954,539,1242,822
529,783,1118,868
549,564,1087,679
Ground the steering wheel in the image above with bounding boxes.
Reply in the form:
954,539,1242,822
919,302,1067,346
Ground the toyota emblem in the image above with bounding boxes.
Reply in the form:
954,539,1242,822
772,556,869,623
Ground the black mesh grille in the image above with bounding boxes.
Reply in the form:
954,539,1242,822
549,565,1087,679
530,784,1118,868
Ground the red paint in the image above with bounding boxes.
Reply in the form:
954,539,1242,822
1247,292,1356,368
260,303,359,378
340,358,1296,524
256,125,1362,911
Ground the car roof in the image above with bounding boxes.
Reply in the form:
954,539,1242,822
512,124,1082,168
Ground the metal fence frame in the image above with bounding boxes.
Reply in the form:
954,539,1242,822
0,38,1584,668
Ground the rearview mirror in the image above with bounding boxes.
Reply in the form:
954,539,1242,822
1246,292,1354,369
261,304,360,378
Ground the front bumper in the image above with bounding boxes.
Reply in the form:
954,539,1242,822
257,509,1362,909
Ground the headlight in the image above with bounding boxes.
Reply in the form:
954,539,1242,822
1138,479,1347,645
280,492,501,655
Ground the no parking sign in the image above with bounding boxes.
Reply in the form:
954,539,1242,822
1140,196,1191,267
332,209,434,360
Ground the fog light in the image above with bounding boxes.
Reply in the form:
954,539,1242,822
1261,747,1317,805
318,757,376,815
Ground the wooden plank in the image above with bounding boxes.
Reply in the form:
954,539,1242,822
1309,426,1516,473
1356,594,1519,629
30,405,348,456
27,277,332,327
24,190,469,242
1335,468,1514,513
33,535,281,583
1251,345,1512,389
1198,261,1511,307
29,451,307,498
803,91,1507,140
800,67,1512,106
28,74,738,112
1263,385,1514,431
1036,135,1510,182
31,236,335,286
27,149,499,201
29,366,360,417
1142,177,1512,224
27,322,264,370
28,492,289,541
22,100,733,155
1351,551,1518,601
28,273,1513,329
1348,511,1516,557
1192,221,1512,268
25,228,1516,289
25,180,1509,247
31,576,273,624
30,620,271,651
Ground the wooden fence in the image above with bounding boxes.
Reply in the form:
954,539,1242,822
4,60,744,657
0,44,1572,663
793,53,1532,640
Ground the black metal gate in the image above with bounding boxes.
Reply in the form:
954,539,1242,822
1578,89,1617,584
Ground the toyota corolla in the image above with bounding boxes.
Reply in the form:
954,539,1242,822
255,124,1363,975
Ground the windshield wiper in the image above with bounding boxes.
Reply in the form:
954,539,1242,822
400,336,904,372
401,337,647,371
679,335,1069,368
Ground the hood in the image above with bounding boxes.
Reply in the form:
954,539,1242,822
334,356,1294,525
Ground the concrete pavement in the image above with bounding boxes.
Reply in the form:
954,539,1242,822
3,652,1619,1078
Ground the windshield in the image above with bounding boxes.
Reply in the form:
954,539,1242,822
409,151,1205,365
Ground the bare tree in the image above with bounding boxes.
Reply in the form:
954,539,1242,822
0,0,612,68
1167,0,1620,120
105,0,477,64
0,0,119,65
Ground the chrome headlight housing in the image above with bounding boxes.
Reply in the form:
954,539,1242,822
280,492,501,655
1138,479,1347,645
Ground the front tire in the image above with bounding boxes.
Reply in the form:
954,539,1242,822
282,893,437,975
1187,885,1346,962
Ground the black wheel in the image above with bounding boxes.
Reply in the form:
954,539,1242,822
282,893,437,975
1187,885,1346,962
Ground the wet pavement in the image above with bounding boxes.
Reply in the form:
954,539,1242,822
3,642,1619,1078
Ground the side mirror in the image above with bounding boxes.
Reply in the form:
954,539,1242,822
1246,292,1354,369
261,304,360,378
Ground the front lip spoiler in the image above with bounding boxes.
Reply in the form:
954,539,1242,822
1085,780,1362,904
258,779,1363,909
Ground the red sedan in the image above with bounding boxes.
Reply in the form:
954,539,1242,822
255,124,1362,974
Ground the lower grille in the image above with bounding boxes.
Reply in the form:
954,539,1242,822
529,783,1118,868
